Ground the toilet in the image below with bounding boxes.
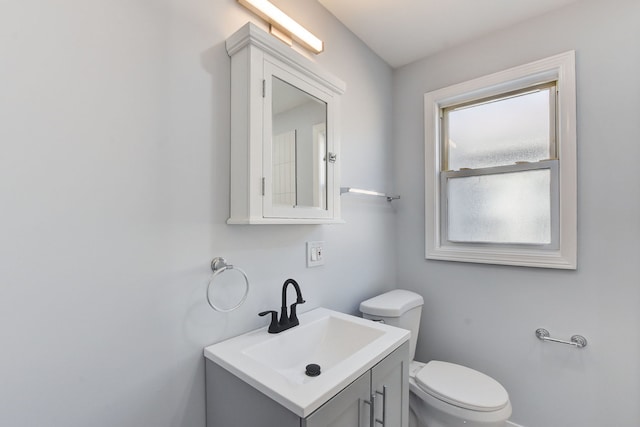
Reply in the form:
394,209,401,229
360,290,512,427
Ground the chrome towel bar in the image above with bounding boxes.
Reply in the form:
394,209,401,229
340,187,400,202
535,328,587,348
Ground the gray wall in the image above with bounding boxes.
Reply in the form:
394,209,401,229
393,0,640,426
0,0,395,426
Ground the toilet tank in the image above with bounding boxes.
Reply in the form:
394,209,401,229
360,290,424,361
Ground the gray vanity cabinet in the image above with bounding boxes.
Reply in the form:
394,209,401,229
302,372,370,427
205,341,409,427
304,341,409,427
370,341,410,427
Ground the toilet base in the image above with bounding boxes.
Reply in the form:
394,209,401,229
410,391,451,427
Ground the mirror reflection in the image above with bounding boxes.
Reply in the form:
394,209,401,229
272,76,328,209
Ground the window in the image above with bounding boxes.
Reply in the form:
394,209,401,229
424,51,576,269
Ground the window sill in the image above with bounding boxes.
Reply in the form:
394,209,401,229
426,244,576,269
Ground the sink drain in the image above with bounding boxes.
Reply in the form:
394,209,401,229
305,363,321,377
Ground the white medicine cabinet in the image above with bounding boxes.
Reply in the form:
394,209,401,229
226,23,346,224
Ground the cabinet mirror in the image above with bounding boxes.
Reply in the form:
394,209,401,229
271,76,327,210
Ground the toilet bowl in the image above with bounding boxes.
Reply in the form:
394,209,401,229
360,290,512,427
409,360,511,427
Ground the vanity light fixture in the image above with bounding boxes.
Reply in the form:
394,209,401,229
237,0,324,54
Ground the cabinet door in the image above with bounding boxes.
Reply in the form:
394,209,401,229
371,342,410,427
205,360,300,427
262,58,337,221
303,372,371,427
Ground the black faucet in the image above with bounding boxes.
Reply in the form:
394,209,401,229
259,279,305,334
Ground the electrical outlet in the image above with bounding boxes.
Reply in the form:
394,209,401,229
306,241,325,267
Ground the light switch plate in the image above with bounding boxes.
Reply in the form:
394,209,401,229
306,241,325,267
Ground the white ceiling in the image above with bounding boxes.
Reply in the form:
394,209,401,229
318,0,583,68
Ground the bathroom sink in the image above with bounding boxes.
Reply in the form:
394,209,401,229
204,307,409,417
242,314,386,384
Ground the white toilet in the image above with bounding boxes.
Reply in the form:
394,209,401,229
360,290,512,427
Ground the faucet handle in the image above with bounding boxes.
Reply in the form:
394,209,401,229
259,310,280,334
288,301,304,326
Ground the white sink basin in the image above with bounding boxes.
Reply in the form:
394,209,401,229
242,314,386,384
204,307,409,417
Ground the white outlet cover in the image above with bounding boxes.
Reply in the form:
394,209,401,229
306,241,325,267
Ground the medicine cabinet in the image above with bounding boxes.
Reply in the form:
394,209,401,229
226,23,346,224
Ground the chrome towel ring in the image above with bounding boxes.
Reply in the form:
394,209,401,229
206,257,249,312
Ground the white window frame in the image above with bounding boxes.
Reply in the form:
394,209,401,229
424,51,577,269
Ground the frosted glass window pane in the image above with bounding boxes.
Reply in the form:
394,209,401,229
447,89,551,170
447,170,551,244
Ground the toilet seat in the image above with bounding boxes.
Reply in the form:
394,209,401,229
414,361,509,412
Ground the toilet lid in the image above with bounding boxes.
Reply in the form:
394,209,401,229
415,361,509,412
360,290,424,317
